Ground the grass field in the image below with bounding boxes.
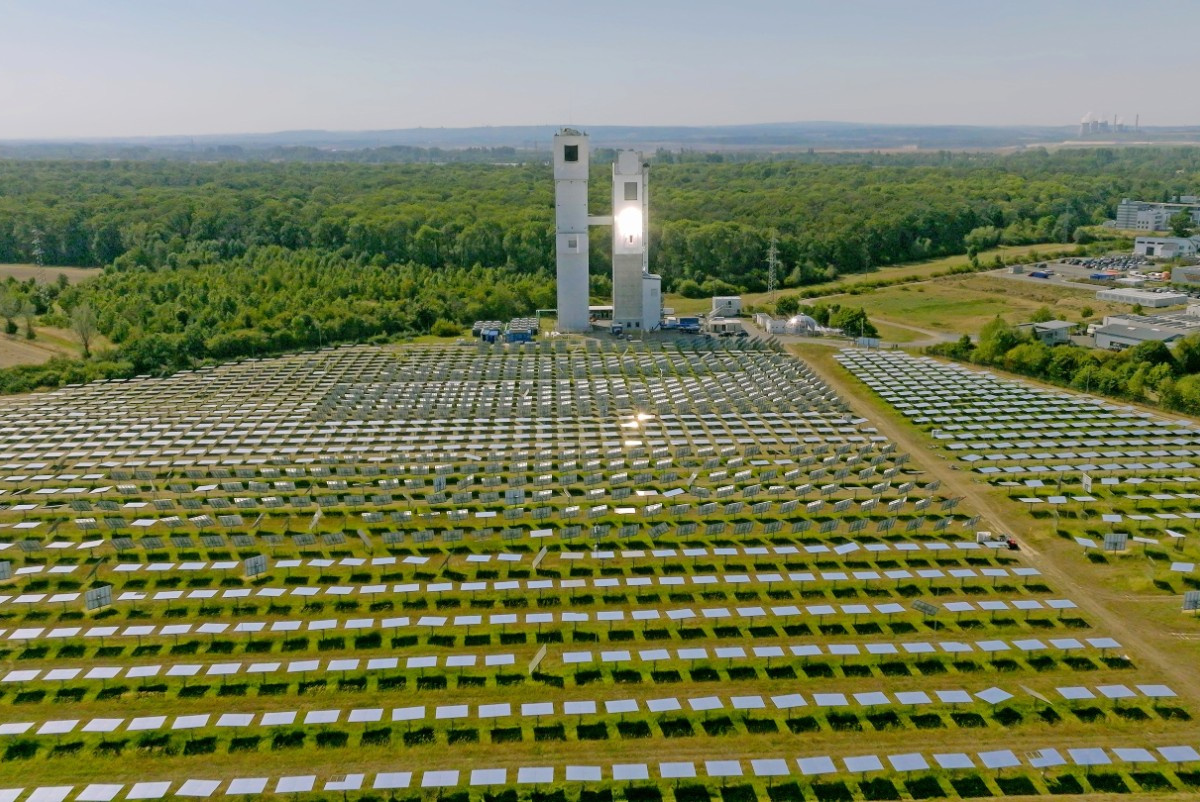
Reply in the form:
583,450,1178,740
664,242,1082,316
869,321,922,344
0,326,96,368
0,263,102,367
0,261,111,367
843,273,1131,337
0,263,100,284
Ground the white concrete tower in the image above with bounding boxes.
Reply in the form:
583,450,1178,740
553,129,592,333
612,150,660,331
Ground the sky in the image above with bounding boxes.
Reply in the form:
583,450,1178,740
1,0,1197,139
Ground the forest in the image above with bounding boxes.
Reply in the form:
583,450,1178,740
0,146,1198,391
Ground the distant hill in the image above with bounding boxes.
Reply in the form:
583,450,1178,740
3,121,1200,161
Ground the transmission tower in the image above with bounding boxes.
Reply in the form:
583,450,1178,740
31,228,44,266
766,230,780,305
31,228,45,284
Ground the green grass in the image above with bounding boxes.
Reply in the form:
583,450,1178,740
840,273,1131,337
664,241,1081,316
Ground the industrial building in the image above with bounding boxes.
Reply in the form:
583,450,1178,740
1115,198,1200,231
712,296,742,317
703,317,743,336
1094,322,1186,350
1133,236,1200,260
1092,306,1200,350
752,312,787,334
1095,287,1189,308
552,129,662,334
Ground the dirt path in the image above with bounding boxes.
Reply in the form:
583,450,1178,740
870,317,959,347
796,343,1200,711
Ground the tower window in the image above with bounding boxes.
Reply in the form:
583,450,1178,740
564,145,578,162
624,181,638,201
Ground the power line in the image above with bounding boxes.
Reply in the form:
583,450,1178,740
767,230,779,305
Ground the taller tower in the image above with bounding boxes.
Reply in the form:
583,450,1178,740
552,129,592,333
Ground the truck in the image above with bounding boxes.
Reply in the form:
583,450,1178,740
1029,271,1051,279
1090,273,1113,281
678,316,701,334
611,323,623,336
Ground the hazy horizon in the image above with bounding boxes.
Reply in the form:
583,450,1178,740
2,0,1196,139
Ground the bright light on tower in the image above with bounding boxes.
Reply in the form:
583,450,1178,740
616,206,642,241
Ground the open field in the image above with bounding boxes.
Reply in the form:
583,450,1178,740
0,338,1196,800
664,242,1083,316
869,320,922,344
0,327,93,369
841,274,1133,338
0,263,100,285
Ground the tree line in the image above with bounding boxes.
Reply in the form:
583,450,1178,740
0,146,1196,392
928,318,1200,416
1,147,1197,290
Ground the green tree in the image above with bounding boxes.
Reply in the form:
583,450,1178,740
18,298,35,340
946,334,973,360
1004,342,1051,375
975,317,1024,363
1030,306,1054,323
1169,209,1194,238
1173,333,1200,374
775,295,800,316
70,302,98,358
1080,305,1095,320
829,307,877,338
431,319,461,337
0,288,19,336
1128,339,1176,371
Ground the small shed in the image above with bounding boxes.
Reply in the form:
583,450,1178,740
1031,320,1076,344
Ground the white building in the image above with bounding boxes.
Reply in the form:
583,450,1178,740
704,317,742,335
1093,308,1200,349
752,313,786,334
1094,323,1184,350
1133,236,1200,260
1096,288,1189,307
712,296,742,317
1026,320,1076,344
1116,199,1200,231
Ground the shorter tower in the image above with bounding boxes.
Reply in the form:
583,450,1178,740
611,150,660,331
553,129,592,333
